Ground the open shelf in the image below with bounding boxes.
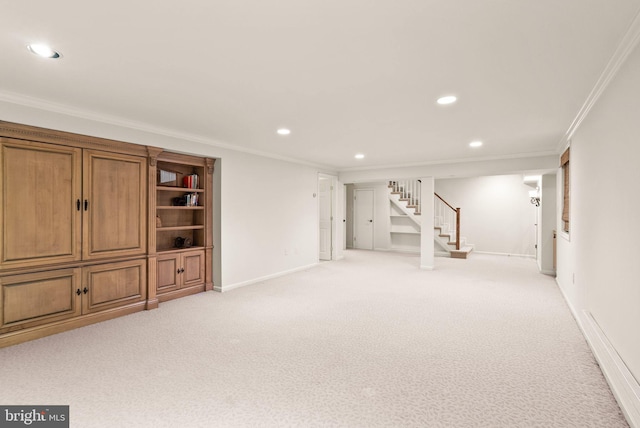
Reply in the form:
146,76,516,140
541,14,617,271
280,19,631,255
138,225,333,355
157,226,204,231
157,206,204,210
157,186,204,192
156,245,205,254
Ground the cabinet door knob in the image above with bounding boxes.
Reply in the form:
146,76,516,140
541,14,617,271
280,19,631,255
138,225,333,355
76,199,81,211
180,268,185,273
83,287,89,294
84,200,89,211
76,289,82,296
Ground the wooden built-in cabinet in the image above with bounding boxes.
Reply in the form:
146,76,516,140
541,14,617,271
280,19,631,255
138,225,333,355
0,139,147,268
82,259,147,314
1,139,82,268
0,121,214,347
0,259,146,335
83,150,147,260
0,268,82,334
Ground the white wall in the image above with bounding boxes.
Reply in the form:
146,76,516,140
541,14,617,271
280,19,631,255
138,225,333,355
212,156,222,288
221,150,319,289
556,37,640,388
435,175,537,256
538,173,557,274
0,101,322,291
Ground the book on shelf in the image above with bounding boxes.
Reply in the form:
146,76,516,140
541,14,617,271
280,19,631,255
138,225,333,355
183,174,199,189
186,193,199,207
171,193,199,207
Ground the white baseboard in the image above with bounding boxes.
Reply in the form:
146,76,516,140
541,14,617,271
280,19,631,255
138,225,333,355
540,269,557,276
581,311,640,427
555,278,640,427
420,264,434,270
389,247,420,254
473,251,535,258
213,263,319,293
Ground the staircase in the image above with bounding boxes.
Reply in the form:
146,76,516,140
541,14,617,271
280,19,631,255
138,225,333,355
388,180,422,219
388,180,421,253
433,192,473,259
388,180,473,259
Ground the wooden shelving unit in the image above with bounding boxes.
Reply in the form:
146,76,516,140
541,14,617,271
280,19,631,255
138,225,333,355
147,150,214,307
0,121,216,347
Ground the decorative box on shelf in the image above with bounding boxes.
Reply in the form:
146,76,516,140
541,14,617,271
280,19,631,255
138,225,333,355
157,168,183,187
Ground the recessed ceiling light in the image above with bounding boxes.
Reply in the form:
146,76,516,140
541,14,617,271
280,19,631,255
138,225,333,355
355,154,365,159
469,140,483,148
437,95,457,105
27,44,61,59
276,128,291,135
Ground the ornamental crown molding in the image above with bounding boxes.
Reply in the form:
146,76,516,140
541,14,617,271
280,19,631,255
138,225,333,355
558,9,640,152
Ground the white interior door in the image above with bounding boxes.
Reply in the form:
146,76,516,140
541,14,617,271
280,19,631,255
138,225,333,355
319,178,332,260
354,189,374,250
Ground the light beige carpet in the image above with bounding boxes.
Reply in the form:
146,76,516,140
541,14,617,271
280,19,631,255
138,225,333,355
0,251,628,427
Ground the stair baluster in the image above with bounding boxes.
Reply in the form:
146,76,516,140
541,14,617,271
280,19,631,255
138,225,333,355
434,193,460,250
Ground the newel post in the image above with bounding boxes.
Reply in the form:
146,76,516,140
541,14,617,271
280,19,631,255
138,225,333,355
455,208,461,250
420,177,435,270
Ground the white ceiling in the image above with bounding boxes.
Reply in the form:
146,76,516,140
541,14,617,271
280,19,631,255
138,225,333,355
1,1,639,170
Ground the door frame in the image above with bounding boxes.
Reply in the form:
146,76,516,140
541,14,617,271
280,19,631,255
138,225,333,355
318,175,333,261
317,173,344,261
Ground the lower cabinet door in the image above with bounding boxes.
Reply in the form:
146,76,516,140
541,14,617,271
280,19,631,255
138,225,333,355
156,250,205,295
156,254,180,294
82,259,147,314
182,250,204,287
0,268,82,334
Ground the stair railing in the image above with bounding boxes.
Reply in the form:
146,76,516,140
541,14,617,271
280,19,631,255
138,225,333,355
389,179,421,214
434,193,460,250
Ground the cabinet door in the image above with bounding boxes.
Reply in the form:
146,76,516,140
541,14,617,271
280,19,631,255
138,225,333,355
83,150,147,259
0,268,82,334
1,139,82,269
82,259,147,314
156,250,204,295
182,250,204,287
156,253,180,294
